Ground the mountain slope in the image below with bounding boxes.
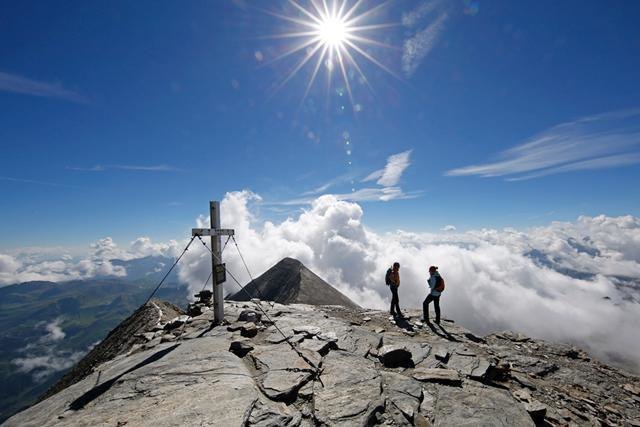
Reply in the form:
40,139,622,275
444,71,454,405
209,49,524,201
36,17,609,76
0,278,188,423
226,257,360,309
5,300,640,426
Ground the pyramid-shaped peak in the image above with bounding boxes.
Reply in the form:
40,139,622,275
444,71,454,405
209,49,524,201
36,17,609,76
227,257,359,308
276,257,303,267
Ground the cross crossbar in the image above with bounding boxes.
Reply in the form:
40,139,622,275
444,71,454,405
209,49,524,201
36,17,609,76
191,228,235,237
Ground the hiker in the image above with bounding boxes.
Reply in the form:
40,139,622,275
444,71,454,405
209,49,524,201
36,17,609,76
386,262,402,317
423,265,443,324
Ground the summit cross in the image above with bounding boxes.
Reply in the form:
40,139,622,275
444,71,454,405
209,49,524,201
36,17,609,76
192,201,234,324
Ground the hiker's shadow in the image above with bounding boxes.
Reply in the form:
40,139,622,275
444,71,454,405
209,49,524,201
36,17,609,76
425,321,460,342
393,316,415,332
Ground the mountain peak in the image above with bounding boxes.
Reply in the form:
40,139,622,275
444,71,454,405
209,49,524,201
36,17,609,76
6,301,640,426
227,257,360,309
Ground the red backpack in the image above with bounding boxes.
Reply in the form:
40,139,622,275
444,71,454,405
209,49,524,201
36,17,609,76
435,275,445,292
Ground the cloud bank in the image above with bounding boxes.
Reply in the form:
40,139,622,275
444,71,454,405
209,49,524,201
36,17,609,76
0,237,179,286
3,192,640,372
447,109,640,180
177,191,640,372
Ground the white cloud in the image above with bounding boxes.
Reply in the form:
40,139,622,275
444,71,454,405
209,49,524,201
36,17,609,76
12,352,85,383
43,318,66,342
442,225,456,231
12,318,86,383
362,149,413,187
283,151,415,205
0,253,20,274
178,191,640,372
129,237,179,258
0,70,85,103
402,12,448,77
0,236,178,286
447,109,640,180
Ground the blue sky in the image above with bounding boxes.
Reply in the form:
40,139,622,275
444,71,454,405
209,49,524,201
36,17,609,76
1,0,640,249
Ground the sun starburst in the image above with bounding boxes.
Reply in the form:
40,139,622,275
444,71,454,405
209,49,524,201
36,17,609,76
262,0,399,109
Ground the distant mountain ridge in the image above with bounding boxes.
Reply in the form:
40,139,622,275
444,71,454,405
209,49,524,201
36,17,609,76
226,257,360,309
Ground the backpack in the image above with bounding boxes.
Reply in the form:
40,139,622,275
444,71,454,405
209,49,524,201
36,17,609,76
385,268,393,286
435,275,445,292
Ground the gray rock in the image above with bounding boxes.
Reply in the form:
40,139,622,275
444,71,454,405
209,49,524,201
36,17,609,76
504,354,559,377
463,332,486,343
524,400,547,423
137,332,155,341
433,347,450,363
298,338,334,355
6,338,259,426
292,325,321,337
447,354,478,376
163,315,191,331
244,399,301,427
249,344,313,372
229,339,254,357
248,344,315,402
227,322,244,332
160,334,176,343
238,309,262,323
336,327,381,357
378,345,413,368
412,368,462,386
314,350,383,426
382,372,422,421
241,322,258,338
434,383,535,426
470,358,492,380
260,370,313,401
455,347,477,357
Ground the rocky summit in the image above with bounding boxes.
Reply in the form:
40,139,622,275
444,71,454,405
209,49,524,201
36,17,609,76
5,299,640,427
226,257,360,309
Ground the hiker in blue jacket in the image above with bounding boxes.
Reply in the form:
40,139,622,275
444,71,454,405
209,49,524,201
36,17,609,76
423,266,442,324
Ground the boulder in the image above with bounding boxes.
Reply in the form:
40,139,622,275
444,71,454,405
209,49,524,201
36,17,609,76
238,309,261,323
241,322,258,338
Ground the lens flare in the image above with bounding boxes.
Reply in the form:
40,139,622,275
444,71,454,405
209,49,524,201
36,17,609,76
262,0,399,109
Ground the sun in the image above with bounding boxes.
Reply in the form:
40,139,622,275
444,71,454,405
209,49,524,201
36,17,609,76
316,15,349,48
261,0,399,109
